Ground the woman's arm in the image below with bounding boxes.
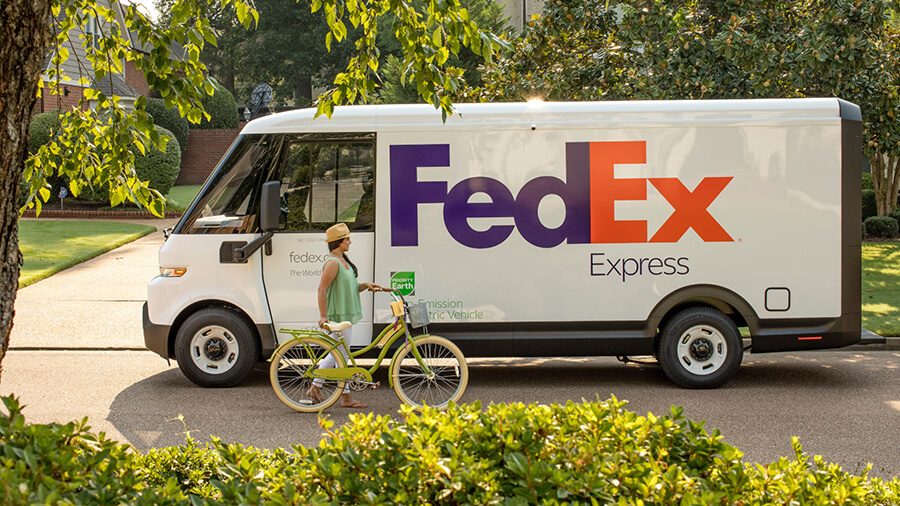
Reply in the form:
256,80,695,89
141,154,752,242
358,282,382,292
317,260,339,328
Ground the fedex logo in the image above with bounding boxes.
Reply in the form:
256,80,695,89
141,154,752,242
390,141,733,249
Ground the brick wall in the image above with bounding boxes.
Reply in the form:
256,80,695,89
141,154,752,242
124,63,151,98
32,82,86,116
176,123,247,185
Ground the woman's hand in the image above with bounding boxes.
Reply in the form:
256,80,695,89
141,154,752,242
360,282,382,292
318,317,329,329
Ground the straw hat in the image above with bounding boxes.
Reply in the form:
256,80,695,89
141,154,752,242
325,223,352,242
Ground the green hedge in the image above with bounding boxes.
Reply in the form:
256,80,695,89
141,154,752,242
195,83,239,130
25,112,69,203
80,125,182,203
864,216,900,239
145,98,189,154
2,395,899,505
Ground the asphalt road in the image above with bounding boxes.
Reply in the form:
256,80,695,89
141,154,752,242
1,348,898,479
2,219,899,480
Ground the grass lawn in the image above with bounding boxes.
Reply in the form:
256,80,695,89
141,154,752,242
164,185,202,211
18,221,156,288
862,242,900,336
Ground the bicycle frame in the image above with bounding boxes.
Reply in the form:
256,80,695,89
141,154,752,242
273,295,433,388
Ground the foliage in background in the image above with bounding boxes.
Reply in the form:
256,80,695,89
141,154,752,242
310,0,507,120
194,81,239,129
22,0,257,217
18,221,155,288
144,99,190,154
474,0,900,216
79,125,182,203
3,395,899,505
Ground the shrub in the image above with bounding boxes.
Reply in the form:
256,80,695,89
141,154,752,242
862,172,874,190
0,396,184,505
28,111,64,154
864,216,899,239
890,208,900,223
144,98,189,154
194,83,239,130
862,189,878,221
4,395,900,505
862,220,867,239
80,125,182,203
24,112,69,204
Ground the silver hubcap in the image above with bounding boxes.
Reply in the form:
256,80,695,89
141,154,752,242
676,325,727,375
190,325,239,374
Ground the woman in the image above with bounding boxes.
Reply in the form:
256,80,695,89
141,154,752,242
307,223,380,408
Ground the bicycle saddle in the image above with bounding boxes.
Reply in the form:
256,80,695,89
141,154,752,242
323,321,352,332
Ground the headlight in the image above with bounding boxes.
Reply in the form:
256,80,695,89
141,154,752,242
160,267,187,277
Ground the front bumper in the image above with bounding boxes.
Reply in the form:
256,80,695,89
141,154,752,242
143,302,171,359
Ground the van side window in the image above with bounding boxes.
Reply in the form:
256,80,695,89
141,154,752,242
276,138,375,232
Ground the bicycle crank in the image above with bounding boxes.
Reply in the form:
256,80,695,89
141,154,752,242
348,373,381,391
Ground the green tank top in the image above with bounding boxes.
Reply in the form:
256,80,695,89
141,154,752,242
324,257,363,324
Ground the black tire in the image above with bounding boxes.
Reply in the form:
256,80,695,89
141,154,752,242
174,307,258,388
657,307,742,389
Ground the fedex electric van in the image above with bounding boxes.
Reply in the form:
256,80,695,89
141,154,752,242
143,99,862,389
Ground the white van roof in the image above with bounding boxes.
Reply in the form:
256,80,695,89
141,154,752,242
240,98,852,135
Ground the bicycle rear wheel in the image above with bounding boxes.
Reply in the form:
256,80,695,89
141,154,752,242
270,337,345,412
390,335,468,410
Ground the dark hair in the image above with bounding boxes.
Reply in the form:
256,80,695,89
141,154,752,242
327,239,358,277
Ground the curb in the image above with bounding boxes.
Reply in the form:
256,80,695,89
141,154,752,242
21,209,183,219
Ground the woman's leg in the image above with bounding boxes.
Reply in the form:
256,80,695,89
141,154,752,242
311,327,354,395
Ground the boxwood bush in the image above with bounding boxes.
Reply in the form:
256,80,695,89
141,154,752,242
80,125,182,203
194,83,239,130
864,216,900,239
144,98,189,154
24,111,69,204
2,395,899,505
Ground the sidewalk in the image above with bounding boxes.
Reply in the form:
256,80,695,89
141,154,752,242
11,217,179,350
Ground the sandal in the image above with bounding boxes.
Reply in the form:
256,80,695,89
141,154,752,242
306,386,325,404
341,398,367,409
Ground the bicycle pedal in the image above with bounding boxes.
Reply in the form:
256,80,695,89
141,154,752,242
370,381,381,390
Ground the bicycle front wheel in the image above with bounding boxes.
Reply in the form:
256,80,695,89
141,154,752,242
270,337,345,412
390,335,468,410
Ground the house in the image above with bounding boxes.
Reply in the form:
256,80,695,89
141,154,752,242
34,0,176,115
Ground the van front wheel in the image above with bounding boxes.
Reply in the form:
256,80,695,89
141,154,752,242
174,307,258,388
657,307,742,389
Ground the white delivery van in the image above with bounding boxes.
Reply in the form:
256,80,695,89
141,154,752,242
143,99,862,389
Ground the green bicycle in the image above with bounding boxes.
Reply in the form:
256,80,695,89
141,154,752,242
269,289,468,412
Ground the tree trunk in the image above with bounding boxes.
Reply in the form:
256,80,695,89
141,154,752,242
871,151,900,217
0,0,53,385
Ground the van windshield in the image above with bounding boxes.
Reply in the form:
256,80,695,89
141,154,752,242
178,134,277,234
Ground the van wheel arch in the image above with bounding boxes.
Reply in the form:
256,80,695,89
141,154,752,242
168,301,262,363
649,285,756,355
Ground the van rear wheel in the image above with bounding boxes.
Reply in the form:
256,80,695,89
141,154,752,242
657,307,742,389
174,307,258,388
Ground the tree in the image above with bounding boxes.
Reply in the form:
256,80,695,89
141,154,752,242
476,0,900,215
0,0,502,383
378,0,512,104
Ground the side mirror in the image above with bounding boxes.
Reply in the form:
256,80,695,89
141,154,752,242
259,181,280,232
